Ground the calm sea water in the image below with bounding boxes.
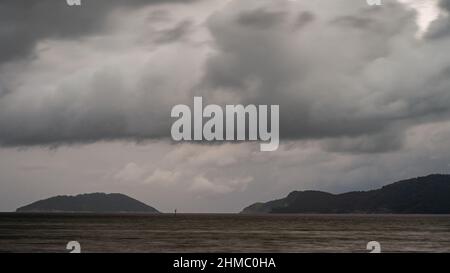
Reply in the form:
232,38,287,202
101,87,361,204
0,213,449,253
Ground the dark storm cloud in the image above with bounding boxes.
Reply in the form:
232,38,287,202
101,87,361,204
199,0,450,153
425,0,450,39
440,0,450,11
0,0,195,64
0,67,173,146
0,0,202,147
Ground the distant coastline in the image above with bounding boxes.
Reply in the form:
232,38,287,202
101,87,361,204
13,174,450,215
16,193,160,214
241,174,450,214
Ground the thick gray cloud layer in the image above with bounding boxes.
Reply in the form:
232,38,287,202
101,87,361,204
0,0,195,63
0,0,202,146
201,0,450,153
0,0,449,155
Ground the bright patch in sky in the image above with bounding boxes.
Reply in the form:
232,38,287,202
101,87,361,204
398,0,442,37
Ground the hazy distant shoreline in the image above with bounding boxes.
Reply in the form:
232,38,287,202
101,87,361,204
11,174,450,215
242,175,450,214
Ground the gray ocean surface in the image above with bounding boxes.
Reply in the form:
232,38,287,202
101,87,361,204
0,213,449,253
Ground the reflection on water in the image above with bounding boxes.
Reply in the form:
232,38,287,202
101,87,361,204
0,213,449,253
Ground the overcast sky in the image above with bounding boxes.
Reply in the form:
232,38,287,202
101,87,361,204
1,0,450,212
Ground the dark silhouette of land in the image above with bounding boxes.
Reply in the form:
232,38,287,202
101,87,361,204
16,193,160,213
241,174,450,214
